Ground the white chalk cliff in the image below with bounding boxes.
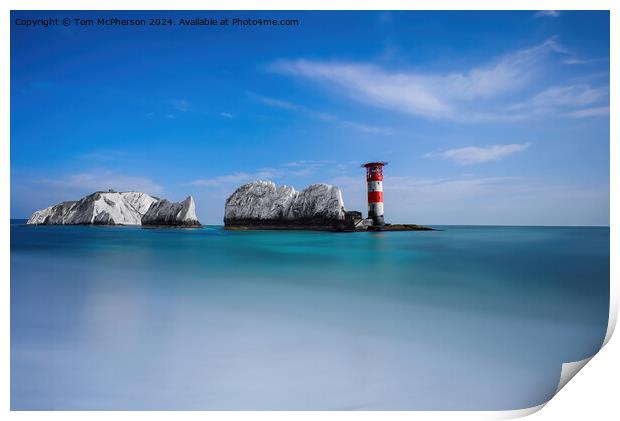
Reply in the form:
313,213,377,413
224,181,346,224
141,196,200,227
27,191,201,227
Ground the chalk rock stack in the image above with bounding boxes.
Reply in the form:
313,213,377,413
224,180,347,229
27,191,201,227
141,196,201,227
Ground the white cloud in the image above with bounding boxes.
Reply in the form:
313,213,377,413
330,174,515,194
528,84,608,108
253,93,394,134
189,160,352,189
190,173,253,187
385,175,520,201
190,169,281,188
270,40,564,121
510,84,609,118
219,112,233,118
562,58,596,65
326,173,608,226
426,143,532,165
535,10,561,18
282,160,338,176
271,60,451,119
327,173,522,220
253,94,300,110
564,106,610,118
340,121,394,135
33,171,164,195
284,160,335,168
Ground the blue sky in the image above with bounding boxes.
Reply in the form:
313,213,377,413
11,10,609,225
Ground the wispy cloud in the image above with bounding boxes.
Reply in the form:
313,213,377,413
33,170,164,195
534,10,561,18
564,106,610,118
510,84,609,118
283,160,338,176
341,121,394,135
75,150,128,162
269,39,567,121
284,159,335,168
327,173,608,226
528,84,607,108
425,143,532,165
562,57,598,65
218,112,233,119
328,173,521,207
252,93,394,135
384,176,521,202
189,169,281,188
189,160,351,188
170,99,190,112
252,94,300,110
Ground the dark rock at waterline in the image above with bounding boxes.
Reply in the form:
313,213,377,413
141,196,201,227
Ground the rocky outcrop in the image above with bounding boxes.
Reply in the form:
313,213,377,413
28,201,80,225
224,181,347,230
27,191,201,227
141,196,201,227
27,191,158,225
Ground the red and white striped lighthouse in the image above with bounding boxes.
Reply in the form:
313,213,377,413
362,161,387,226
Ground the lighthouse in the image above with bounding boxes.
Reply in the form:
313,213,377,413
362,161,387,226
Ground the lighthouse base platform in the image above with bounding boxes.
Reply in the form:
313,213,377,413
345,215,435,232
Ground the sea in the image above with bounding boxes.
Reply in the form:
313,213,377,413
10,220,610,410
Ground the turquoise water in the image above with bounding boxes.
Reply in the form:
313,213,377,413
10,221,609,410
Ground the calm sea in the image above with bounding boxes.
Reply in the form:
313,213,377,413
10,220,609,410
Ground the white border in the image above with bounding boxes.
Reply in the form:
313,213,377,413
2,1,617,419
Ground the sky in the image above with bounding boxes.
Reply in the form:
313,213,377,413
10,10,610,225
